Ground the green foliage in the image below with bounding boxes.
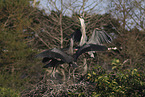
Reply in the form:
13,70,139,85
0,0,144,97
86,59,145,96
0,87,20,97
0,0,35,65
0,30,33,64
0,0,44,94
67,59,144,97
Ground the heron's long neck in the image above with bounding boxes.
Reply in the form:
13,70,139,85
79,18,87,46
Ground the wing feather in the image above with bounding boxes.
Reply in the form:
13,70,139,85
36,48,73,63
74,44,107,61
87,29,112,45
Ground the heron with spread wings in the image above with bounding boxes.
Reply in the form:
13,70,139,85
71,17,112,58
36,16,111,78
36,48,77,77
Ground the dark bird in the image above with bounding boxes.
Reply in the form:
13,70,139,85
74,44,107,61
71,17,111,57
42,58,64,68
36,48,77,77
36,48,76,66
36,17,111,78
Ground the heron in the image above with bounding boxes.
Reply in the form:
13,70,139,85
36,17,111,78
71,17,112,57
71,17,112,47
78,17,87,46
71,16,111,76
36,48,77,77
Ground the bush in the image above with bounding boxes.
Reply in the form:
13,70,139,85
86,59,145,96
0,87,20,97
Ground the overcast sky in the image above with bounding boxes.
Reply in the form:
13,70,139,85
37,0,109,16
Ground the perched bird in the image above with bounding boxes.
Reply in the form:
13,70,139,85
70,16,111,76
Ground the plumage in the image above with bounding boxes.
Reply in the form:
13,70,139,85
42,57,52,63
43,59,64,68
36,48,74,64
87,29,112,45
71,29,82,42
36,17,112,78
36,48,77,78
74,44,107,61
79,17,87,46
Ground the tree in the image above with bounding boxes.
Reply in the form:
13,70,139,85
109,0,145,32
0,0,34,64
0,0,44,92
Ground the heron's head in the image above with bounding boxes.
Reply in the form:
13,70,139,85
77,15,84,20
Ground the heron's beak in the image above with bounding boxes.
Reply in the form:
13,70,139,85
77,16,81,20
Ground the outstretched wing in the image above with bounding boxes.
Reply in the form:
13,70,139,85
36,48,73,63
36,49,52,58
74,44,107,61
87,29,112,45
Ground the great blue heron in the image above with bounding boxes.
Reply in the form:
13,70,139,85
36,48,77,77
36,17,111,78
71,17,112,57
71,16,111,76
71,17,112,46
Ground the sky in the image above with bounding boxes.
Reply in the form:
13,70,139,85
36,0,109,16
35,0,145,30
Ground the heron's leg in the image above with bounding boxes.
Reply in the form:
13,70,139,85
52,67,56,78
50,67,56,78
60,67,66,81
67,66,71,80
72,67,77,82
69,63,78,82
82,58,87,76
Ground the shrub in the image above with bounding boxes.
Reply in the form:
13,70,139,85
0,87,20,97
